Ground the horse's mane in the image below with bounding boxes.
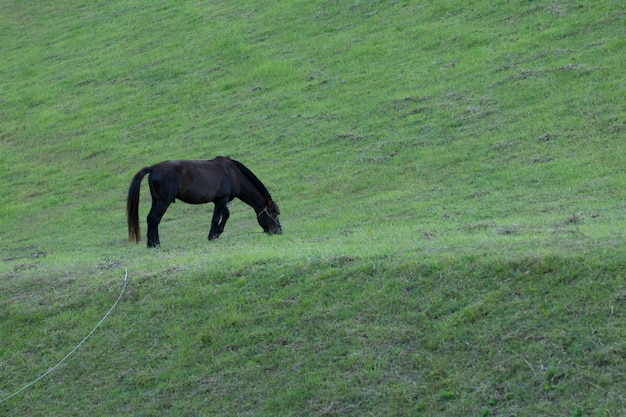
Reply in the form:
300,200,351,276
228,158,273,201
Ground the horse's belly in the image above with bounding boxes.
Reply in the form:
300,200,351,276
176,192,213,204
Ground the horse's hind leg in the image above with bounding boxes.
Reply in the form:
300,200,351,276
209,198,229,240
147,199,170,248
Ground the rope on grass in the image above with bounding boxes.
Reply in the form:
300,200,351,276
0,269,129,404
219,231,264,240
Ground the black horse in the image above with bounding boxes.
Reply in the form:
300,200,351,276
126,156,281,247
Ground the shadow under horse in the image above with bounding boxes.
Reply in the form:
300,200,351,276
126,156,282,247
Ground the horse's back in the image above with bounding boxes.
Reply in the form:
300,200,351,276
149,158,238,204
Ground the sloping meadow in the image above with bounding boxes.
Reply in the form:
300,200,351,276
1,0,625,415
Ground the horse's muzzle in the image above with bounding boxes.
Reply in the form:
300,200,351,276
267,225,282,235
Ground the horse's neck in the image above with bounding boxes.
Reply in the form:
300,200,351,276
236,178,266,213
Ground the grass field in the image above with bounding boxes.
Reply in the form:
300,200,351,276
1,1,625,415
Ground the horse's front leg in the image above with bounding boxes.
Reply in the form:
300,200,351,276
209,198,229,240
217,206,230,236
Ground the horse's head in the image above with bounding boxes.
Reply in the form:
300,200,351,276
257,200,282,235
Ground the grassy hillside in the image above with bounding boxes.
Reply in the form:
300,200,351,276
1,0,625,415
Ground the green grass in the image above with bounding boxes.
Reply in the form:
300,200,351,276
1,0,625,415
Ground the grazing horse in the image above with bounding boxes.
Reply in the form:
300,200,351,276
126,156,281,247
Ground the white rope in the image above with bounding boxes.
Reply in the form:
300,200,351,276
0,269,129,404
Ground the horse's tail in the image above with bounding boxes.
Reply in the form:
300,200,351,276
126,167,151,243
